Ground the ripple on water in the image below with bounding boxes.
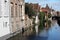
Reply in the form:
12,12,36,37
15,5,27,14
48,23,60,40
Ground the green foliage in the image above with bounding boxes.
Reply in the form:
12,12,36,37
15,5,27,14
38,12,45,30
25,3,36,18
48,20,51,27
48,13,51,18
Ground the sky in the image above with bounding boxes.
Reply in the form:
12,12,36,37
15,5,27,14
25,0,60,11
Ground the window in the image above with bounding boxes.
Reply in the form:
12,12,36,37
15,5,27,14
5,0,7,3
19,5,20,17
21,5,22,17
11,2,13,4
3,22,8,27
4,0,9,17
11,2,14,17
0,0,1,16
15,4,18,17
16,24,20,30
18,5,22,17
11,22,14,28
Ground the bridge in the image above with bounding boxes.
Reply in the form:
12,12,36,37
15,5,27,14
52,16,60,26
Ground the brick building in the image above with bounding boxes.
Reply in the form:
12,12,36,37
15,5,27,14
30,3,40,13
25,3,40,13
25,3,40,27
10,0,25,34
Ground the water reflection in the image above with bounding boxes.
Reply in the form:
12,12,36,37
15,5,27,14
39,29,48,37
39,20,60,40
48,22,60,40
7,20,60,40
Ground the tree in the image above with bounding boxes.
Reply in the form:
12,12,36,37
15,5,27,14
25,3,36,19
38,12,45,30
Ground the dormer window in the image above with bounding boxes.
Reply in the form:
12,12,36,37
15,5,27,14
5,0,7,3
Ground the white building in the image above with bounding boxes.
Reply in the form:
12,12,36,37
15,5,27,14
0,0,10,37
51,11,57,16
0,0,25,40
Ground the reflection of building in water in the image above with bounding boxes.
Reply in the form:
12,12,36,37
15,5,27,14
52,16,60,27
35,14,39,34
40,4,52,29
51,16,57,26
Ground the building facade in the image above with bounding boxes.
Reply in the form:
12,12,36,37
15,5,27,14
0,0,10,37
10,0,25,34
0,0,25,39
25,15,33,29
56,11,60,16
30,3,40,13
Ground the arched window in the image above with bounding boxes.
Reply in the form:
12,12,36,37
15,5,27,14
11,2,14,17
5,0,7,3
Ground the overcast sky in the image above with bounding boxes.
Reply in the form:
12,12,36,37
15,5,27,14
25,0,60,11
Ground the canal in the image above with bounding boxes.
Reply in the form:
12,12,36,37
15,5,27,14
7,20,60,40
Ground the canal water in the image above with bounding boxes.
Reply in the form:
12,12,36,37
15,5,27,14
39,24,60,40
26,20,60,40
7,20,60,40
